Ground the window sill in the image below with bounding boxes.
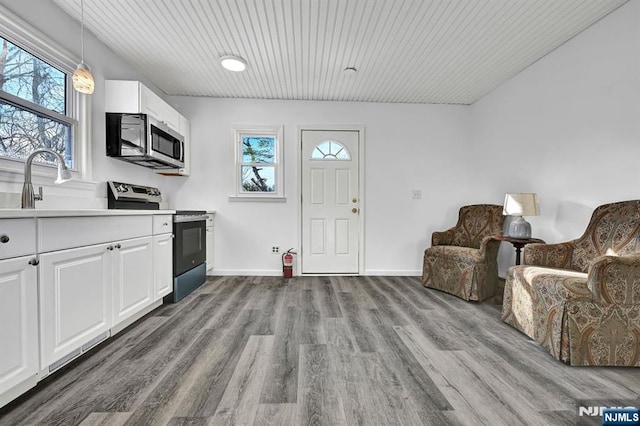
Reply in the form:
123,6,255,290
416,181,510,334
228,196,287,203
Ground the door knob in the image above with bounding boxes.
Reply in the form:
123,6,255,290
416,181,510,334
0,235,9,243
352,208,359,213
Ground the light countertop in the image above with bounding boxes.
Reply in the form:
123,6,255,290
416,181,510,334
0,209,176,219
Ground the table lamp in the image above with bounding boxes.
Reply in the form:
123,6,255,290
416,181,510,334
503,193,540,239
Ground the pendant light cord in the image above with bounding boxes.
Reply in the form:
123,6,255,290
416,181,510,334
80,0,85,63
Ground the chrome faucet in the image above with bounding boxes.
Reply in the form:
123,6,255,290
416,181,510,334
21,148,72,209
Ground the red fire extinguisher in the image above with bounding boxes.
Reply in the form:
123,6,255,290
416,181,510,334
282,248,296,279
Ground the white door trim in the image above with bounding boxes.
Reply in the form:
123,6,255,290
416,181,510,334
297,125,365,275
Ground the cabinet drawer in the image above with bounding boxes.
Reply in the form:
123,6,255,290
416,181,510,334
38,216,152,253
153,215,173,235
0,219,36,260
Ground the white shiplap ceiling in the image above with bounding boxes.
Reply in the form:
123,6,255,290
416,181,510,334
53,0,628,105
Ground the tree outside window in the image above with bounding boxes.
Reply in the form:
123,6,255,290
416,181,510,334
233,125,284,200
0,35,74,168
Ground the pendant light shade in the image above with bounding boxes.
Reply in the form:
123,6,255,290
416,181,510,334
73,63,94,94
73,0,94,95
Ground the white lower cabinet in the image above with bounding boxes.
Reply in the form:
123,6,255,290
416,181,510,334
112,237,154,326
0,256,39,406
0,213,176,408
39,244,112,371
153,233,173,299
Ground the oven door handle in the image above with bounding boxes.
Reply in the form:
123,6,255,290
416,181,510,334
174,215,208,223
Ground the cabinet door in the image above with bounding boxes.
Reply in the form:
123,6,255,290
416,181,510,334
139,84,165,121
113,237,154,325
0,256,38,397
153,234,173,299
40,244,111,369
206,226,214,272
163,105,180,133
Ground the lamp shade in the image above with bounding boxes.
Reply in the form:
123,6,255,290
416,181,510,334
503,193,540,216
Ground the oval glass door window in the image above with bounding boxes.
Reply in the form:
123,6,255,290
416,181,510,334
311,140,351,160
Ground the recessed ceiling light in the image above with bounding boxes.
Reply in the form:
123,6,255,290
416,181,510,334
344,67,357,74
221,55,247,72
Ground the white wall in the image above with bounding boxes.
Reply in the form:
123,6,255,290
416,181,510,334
0,0,170,207
164,98,473,275
470,0,640,272
5,0,638,276
167,0,640,277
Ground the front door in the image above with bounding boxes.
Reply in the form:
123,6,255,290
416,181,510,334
301,130,360,274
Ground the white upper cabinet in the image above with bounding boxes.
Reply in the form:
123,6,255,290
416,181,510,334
105,80,180,133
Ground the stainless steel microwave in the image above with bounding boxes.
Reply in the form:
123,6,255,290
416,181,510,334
106,113,184,169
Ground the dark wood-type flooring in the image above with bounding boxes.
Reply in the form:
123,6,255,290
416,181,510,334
1,276,639,425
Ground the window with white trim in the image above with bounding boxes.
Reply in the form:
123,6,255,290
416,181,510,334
0,5,90,181
232,125,284,200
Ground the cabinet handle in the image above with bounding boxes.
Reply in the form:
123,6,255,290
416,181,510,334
107,246,114,251
28,258,39,266
163,222,168,226
0,235,9,243
115,244,122,249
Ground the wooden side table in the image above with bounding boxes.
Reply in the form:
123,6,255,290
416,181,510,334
493,236,545,265
493,236,545,305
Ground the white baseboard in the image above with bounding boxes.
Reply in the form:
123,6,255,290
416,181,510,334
211,269,421,277
212,269,282,276
364,269,421,276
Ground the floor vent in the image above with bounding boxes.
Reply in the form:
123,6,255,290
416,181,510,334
82,331,110,352
48,348,81,373
48,331,111,373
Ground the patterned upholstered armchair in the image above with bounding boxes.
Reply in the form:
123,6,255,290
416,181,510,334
502,200,640,366
422,204,504,302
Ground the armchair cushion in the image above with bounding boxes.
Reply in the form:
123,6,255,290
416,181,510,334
502,266,590,360
502,200,640,366
423,204,504,302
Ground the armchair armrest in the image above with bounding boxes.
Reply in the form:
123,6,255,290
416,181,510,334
431,228,454,247
523,242,575,269
587,255,640,304
479,235,502,259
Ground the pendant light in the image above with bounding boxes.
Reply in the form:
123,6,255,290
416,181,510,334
72,0,94,94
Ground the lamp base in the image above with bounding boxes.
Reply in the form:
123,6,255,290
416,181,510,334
507,216,532,239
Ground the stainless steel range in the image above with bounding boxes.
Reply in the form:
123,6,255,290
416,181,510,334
107,181,207,302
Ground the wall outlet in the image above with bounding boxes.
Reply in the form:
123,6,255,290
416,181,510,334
412,190,422,200
272,246,280,254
